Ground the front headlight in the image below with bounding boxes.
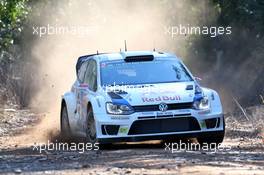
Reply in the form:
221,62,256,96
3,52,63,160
193,97,210,110
106,102,134,115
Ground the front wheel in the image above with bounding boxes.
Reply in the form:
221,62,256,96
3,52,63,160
197,118,225,145
197,131,225,145
86,108,97,144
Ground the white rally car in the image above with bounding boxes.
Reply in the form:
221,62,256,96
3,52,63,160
60,51,225,144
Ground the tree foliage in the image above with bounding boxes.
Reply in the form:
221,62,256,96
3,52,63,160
0,0,263,107
0,0,29,52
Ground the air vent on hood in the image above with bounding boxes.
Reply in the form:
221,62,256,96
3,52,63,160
124,55,154,62
186,85,194,90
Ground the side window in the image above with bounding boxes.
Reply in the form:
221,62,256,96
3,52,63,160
83,60,97,91
78,61,88,83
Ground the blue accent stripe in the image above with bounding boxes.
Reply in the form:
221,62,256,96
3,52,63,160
111,98,130,105
194,93,203,101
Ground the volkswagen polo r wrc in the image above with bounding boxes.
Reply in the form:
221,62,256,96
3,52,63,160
60,51,225,144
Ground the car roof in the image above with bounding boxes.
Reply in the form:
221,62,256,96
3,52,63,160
76,51,181,74
95,51,180,62
78,51,180,62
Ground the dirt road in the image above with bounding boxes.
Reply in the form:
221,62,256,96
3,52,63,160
0,108,263,175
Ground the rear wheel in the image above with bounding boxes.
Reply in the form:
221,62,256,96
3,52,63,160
61,104,72,139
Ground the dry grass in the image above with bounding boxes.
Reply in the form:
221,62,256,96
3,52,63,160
225,104,264,139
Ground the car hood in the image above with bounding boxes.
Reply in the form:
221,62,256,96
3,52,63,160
105,82,195,106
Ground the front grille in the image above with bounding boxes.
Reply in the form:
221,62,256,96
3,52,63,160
138,113,192,119
128,117,200,135
133,102,193,112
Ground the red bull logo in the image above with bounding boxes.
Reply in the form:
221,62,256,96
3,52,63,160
142,95,181,102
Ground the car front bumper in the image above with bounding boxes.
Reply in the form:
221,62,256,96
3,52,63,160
94,109,225,143
98,130,225,143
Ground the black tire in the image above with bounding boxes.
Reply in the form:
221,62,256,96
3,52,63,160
162,137,190,144
99,143,113,150
60,104,72,140
197,119,225,145
86,108,97,144
197,131,225,146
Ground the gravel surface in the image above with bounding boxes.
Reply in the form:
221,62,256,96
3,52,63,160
0,108,39,137
0,106,263,175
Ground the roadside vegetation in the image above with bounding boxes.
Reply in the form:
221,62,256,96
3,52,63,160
0,0,263,109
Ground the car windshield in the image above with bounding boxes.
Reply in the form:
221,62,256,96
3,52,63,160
100,60,193,86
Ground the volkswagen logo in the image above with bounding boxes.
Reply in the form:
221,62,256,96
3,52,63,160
159,103,168,112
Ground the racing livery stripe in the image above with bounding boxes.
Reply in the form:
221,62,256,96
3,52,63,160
108,91,131,106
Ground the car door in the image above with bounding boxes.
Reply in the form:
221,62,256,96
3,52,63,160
78,59,98,132
73,60,89,133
